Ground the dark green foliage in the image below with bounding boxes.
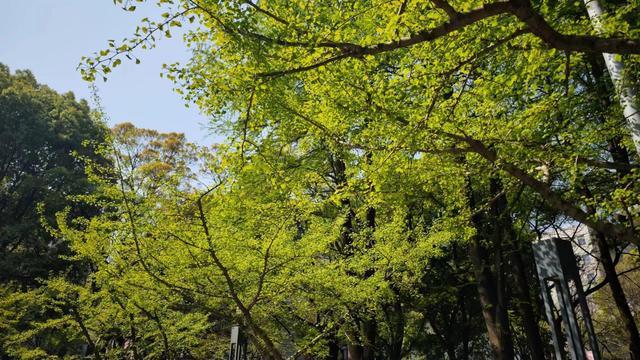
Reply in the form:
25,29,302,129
0,63,107,285
0,64,108,359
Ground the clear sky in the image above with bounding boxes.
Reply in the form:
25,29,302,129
1,1,220,145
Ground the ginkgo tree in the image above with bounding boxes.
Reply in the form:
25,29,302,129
72,0,640,358
49,116,489,360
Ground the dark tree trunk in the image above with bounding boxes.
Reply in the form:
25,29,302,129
384,296,404,360
327,337,340,360
428,315,457,360
348,344,363,360
466,177,515,360
361,319,377,360
128,313,142,360
595,232,640,359
459,294,471,360
507,241,546,360
469,238,515,360
491,180,546,360
329,153,381,360
446,347,457,360
359,184,378,360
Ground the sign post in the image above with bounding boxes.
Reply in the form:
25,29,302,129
229,325,248,360
533,238,600,360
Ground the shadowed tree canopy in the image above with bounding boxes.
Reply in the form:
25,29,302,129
0,63,108,285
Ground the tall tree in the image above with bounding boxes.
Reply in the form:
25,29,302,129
0,64,109,359
79,0,640,357
0,64,107,284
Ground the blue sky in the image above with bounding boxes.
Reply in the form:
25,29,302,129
1,1,220,145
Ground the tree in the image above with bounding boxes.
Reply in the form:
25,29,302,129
76,0,640,358
0,64,108,285
0,64,109,359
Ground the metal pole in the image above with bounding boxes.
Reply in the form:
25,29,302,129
575,278,601,360
540,279,564,360
558,278,586,360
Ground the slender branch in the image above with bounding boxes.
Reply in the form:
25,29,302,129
131,302,171,357
70,306,102,360
195,185,284,360
113,154,197,295
258,53,352,78
247,218,289,310
240,86,256,166
86,6,196,72
191,0,352,50
573,264,640,308
431,0,460,18
285,314,348,360
242,0,290,26
576,156,640,172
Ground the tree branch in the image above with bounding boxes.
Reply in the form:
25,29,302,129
431,0,460,18
255,0,639,78
444,132,640,245
257,53,352,78
509,0,640,54
195,185,284,360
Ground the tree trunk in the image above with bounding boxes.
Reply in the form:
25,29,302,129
361,319,376,360
469,230,514,360
361,206,377,360
348,344,363,360
384,296,404,360
429,316,458,360
583,0,640,156
459,293,471,360
491,180,546,360
507,242,546,360
587,53,632,179
446,347,457,360
327,337,340,360
466,177,515,360
128,313,142,360
594,232,640,359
